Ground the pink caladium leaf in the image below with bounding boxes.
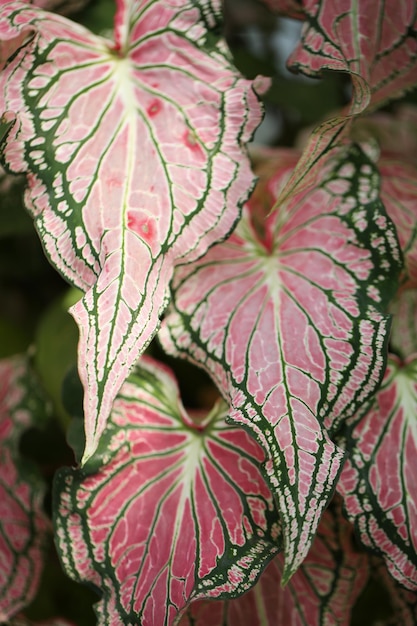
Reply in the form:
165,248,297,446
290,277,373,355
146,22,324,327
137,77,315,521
338,354,417,591
378,158,417,289
54,356,281,626
287,0,417,115
0,355,50,621
273,116,348,206
0,0,262,464
160,143,402,582
180,497,369,626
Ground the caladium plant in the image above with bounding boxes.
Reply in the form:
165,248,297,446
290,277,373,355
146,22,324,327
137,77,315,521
0,0,417,624
0,0,261,463
0,355,49,621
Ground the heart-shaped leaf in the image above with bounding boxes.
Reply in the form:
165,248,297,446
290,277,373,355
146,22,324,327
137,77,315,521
0,355,50,621
180,497,369,626
287,0,417,114
54,356,281,625
338,354,417,591
160,143,402,582
0,0,262,463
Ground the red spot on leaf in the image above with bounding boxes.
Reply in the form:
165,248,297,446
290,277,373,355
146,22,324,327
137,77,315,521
127,212,155,243
147,99,162,117
184,129,202,153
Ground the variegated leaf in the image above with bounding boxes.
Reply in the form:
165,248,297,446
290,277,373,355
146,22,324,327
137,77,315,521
287,0,417,114
272,116,348,207
0,355,49,621
54,356,281,626
0,0,262,463
160,143,402,582
180,498,369,626
338,355,417,591
378,158,417,289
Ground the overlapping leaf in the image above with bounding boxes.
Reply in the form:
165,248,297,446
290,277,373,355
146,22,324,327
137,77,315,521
352,105,417,164
160,143,402,582
378,158,417,289
54,357,281,626
286,0,417,115
0,355,49,621
180,498,369,626
0,0,262,463
338,355,417,590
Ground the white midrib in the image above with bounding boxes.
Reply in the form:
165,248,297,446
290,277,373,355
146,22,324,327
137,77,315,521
172,433,205,554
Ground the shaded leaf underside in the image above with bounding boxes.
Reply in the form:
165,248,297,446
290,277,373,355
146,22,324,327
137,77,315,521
160,143,402,581
0,0,262,463
54,357,281,626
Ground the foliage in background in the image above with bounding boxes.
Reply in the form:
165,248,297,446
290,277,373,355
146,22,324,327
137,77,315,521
0,0,416,624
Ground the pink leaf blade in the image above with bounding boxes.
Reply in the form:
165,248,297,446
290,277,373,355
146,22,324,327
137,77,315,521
379,158,417,289
180,498,369,626
287,0,417,115
0,1,262,464
160,143,402,581
0,9,36,73
54,356,281,626
338,355,417,591
0,355,50,621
